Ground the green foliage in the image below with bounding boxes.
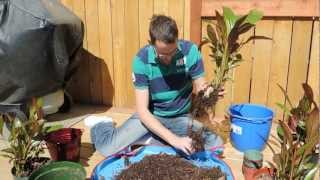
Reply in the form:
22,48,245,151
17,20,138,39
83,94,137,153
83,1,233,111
268,83,319,179
200,7,270,94
0,98,61,177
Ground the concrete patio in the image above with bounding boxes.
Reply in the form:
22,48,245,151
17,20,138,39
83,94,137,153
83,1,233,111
0,104,279,179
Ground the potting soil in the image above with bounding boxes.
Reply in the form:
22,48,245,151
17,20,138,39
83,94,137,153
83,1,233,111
115,154,225,180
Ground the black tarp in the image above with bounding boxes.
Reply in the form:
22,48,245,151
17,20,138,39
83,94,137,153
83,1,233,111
0,0,84,104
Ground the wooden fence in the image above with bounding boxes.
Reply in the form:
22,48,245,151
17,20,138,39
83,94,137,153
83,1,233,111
202,18,319,120
62,0,191,108
61,0,319,120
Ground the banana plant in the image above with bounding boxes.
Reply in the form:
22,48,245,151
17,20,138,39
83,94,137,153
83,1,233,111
191,7,271,118
266,83,319,179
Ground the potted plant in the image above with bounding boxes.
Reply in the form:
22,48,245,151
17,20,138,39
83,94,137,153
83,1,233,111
191,7,270,121
0,98,60,179
189,7,270,152
264,83,319,179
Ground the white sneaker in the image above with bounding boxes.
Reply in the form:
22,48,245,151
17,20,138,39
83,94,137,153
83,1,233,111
84,115,113,128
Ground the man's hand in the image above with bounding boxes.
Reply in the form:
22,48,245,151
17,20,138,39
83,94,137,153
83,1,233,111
169,135,194,155
193,77,225,98
202,83,225,99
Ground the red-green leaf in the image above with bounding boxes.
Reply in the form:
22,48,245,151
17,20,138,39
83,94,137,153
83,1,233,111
302,83,314,103
279,120,293,146
305,107,319,142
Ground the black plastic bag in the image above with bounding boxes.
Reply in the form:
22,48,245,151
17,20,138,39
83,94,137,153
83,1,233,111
0,0,84,103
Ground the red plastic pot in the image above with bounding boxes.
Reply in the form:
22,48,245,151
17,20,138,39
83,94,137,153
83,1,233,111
45,128,82,162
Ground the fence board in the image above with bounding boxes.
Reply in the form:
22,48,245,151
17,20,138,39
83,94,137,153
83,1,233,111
201,0,319,17
139,0,154,47
124,0,140,107
169,0,185,39
98,0,115,106
201,20,216,82
286,20,313,106
85,0,103,104
61,0,73,11
66,0,91,103
267,20,293,120
308,20,319,104
154,0,169,15
232,29,254,104
183,0,191,40
111,0,127,107
250,20,274,104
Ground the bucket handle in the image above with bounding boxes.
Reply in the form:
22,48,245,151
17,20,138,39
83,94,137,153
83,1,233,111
228,111,272,124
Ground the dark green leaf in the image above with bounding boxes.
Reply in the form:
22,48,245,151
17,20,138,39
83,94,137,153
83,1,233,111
235,54,242,60
231,59,242,65
229,42,240,53
243,35,272,45
233,15,248,29
238,23,254,35
198,39,210,51
207,24,218,44
304,165,319,180
215,10,226,40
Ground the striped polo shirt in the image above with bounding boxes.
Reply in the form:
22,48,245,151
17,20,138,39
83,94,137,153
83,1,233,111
132,40,205,117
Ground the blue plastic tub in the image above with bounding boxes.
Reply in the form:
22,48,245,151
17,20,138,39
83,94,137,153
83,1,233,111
229,104,274,152
91,146,234,180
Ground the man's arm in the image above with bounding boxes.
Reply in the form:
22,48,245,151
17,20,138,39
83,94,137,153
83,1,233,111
135,89,193,154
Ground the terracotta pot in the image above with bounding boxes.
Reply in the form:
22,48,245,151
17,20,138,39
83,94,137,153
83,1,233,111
45,128,82,162
242,163,258,180
252,167,274,180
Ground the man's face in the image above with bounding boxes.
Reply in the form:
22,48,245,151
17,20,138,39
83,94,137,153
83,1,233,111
154,40,178,65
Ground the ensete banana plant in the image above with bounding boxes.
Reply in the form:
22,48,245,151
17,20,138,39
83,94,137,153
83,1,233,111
191,7,270,118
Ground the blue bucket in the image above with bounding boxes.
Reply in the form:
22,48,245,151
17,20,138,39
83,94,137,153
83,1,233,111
91,146,234,180
229,104,274,152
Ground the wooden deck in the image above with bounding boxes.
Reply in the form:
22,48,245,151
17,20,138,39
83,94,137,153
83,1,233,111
0,104,279,179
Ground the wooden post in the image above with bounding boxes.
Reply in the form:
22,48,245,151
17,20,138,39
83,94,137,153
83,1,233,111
190,0,202,45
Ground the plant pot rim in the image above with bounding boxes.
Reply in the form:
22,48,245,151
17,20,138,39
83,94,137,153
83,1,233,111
252,167,275,178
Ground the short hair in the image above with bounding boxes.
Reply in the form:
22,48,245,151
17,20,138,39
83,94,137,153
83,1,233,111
149,15,178,44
